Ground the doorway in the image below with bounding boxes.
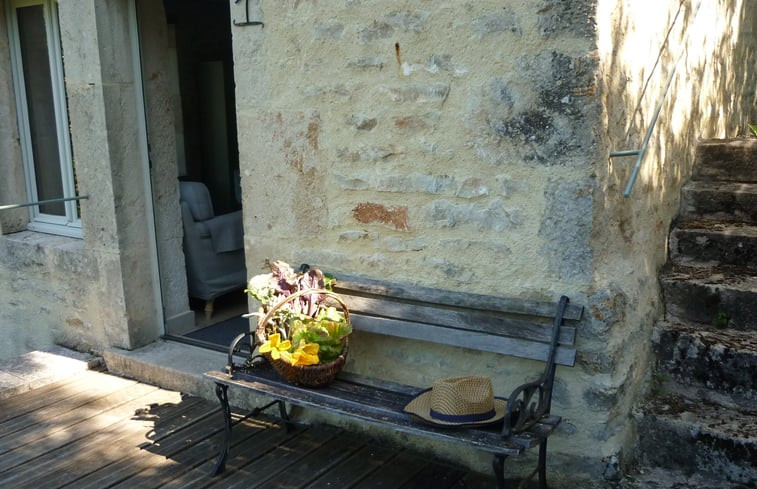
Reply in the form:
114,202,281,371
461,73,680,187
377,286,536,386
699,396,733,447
140,0,249,350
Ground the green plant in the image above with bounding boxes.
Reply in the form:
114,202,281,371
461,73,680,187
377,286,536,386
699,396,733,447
749,123,757,137
713,310,730,330
246,260,351,366
650,372,668,397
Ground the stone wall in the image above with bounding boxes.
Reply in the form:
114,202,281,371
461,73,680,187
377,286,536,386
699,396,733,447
232,0,603,477
591,0,757,470
231,0,756,479
135,0,194,334
235,0,599,296
0,0,753,482
0,2,26,235
0,0,164,359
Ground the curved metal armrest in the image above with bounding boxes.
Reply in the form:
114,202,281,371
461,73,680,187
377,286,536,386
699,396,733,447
501,295,568,438
501,377,551,438
225,330,259,374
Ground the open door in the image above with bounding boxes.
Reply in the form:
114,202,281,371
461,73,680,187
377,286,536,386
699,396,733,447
137,0,249,350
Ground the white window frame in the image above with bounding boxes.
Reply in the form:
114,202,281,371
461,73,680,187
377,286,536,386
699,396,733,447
6,0,81,238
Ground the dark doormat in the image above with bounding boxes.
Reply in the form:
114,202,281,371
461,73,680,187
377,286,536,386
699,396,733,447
185,315,252,348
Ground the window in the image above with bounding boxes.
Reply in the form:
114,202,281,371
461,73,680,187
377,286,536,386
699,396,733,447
7,0,80,237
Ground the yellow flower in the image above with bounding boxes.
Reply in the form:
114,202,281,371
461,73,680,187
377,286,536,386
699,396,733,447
289,340,320,366
258,333,291,361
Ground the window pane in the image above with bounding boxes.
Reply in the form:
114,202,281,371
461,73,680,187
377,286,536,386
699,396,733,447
17,4,65,216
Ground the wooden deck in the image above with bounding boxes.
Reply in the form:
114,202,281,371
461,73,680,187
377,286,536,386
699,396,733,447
0,369,495,489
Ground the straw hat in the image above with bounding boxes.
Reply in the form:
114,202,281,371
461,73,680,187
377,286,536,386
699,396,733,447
403,376,506,427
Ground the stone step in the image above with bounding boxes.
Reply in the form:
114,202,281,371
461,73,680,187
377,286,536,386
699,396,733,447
617,465,756,489
669,220,757,269
680,180,757,223
693,138,757,183
652,321,757,401
660,265,757,331
635,392,757,485
102,340,271,411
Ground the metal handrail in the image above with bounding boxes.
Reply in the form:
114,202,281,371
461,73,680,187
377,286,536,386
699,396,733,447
0,195,89,211
610,1,701,198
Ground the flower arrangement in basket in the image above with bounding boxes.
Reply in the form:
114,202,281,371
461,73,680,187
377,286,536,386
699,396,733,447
245,260,352,387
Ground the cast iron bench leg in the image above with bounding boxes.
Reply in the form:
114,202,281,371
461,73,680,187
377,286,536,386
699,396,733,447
537,440,548,489
210,383,232,476
252,399,292,431
493,454,508,489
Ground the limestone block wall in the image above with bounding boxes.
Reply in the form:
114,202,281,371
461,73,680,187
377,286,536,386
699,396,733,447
231,0,755,479
591,0,757,467
0,3,26,235
232,0,604,477
0,232,128,360
236,1,598,295
0,0,164,359
134,0,193,334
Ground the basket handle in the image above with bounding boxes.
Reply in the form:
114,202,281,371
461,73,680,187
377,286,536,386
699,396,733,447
258,288,351,330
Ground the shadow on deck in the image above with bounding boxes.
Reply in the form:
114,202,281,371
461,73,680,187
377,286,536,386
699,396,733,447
0,369,496,489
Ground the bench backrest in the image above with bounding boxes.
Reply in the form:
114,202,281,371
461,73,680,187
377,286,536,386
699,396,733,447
333,275,583,367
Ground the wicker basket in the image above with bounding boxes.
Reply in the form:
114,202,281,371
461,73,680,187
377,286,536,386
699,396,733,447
255,289,350,388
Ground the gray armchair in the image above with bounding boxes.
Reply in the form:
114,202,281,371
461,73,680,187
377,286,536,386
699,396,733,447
179,181,246,317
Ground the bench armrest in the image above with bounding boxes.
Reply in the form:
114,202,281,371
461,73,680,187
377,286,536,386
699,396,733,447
501,295,569,438
225,330,259,374
501,376,553,438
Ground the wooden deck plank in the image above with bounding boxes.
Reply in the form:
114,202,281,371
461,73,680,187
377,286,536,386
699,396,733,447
0,371,107,423
202,426,342,489
302,443,401,489
60,415,230,489
0,382,162,472
74,406,283,489
72,404,230,489
0,369,499,489
0,372,137,438
157,419,304,489
9,394,206,489
351,451,429,489
254,432,365,488
398,463,468,489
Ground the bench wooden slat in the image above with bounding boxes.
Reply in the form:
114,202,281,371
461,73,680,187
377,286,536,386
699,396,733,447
206,280,583,485
335,372,429,397
351,314,577,367
205,369,559,456
334,275,584,320
510,418,561,448
342,295,576,346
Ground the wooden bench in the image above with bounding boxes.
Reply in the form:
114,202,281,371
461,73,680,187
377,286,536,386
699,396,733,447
204,276,583,489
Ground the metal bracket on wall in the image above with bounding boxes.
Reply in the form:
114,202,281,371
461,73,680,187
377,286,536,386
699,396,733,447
234,0,264,27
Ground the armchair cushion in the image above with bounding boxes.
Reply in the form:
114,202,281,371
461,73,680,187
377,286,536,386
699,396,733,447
179,181,246,302
181,182,215,221
205,210,244,253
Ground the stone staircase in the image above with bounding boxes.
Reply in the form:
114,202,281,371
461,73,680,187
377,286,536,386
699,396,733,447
635,138,757,487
